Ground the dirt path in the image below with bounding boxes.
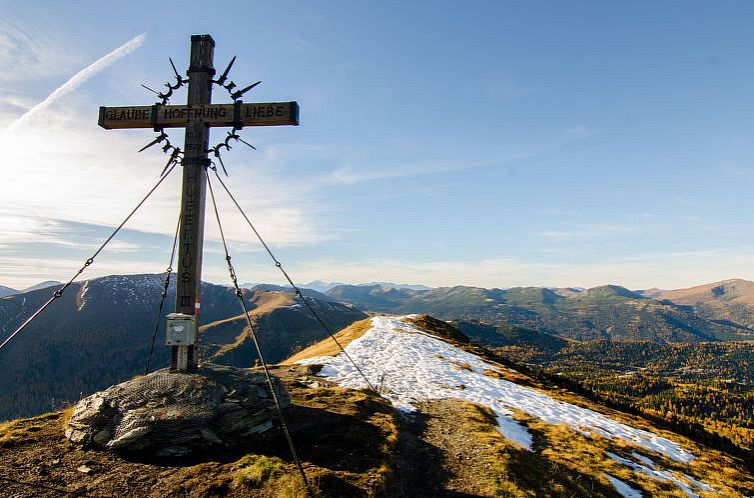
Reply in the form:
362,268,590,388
385,399,495,498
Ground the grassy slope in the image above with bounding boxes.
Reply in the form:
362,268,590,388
196,290,367,367
294,315,754,497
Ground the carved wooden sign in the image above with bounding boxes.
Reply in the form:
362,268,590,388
98,101,299,129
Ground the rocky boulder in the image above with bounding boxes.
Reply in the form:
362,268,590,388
65,364,287,457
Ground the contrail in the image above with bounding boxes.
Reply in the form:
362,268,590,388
5,33,146,132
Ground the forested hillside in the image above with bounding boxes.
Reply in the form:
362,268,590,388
326,283,754,342
454,319,754,454
0,274,365,421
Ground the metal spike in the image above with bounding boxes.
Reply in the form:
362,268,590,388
216,56,236,85
217,154,228,176
231,80,261,99
138,133,166,153
236,136,256,150
224,81,237,91
169,57,181,80
141,84,160,95
160,149,179,176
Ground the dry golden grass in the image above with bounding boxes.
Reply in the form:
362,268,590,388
232,453,321,497
1,366,400,497
200,291,298,358
483,368,505,379
300,386,373,412
247,291,296,315
199,291,294,334
447,399,754,497
283,318,373,364
0,411,62,447
657,279,754,306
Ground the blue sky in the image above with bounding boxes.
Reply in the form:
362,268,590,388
2,1,754,290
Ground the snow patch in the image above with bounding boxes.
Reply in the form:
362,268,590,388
683,474,714,492
605,451,714,497
631,451,657,469
298,316,696,462
604,473,643,498
78,280,89,311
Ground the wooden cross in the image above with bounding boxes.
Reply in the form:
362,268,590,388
98,34,299,371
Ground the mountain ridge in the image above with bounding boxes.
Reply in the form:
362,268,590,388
324,282,754,343
0,273,365,421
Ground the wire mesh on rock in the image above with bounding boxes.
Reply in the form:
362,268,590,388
65,363,287,457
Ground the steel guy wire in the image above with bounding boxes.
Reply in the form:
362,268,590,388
205,169,312,495
210,167,376,391
0,162,178,353
144,213,181,375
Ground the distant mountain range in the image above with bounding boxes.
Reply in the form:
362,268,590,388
323,281,754,343
0,286,17,298
0,274,365,421
643,278,754,330
302,280,433,292
0,280,62,298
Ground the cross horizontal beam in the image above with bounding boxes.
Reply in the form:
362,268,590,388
98,101,299,130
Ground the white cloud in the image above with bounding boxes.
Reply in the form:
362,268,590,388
0,33,337,290
325,126,594,184
0,17,83,86
537,223,640,241
5,33,146,132
0,255,170,289
5,247,752,291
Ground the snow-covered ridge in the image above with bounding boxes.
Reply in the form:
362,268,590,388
297,315,696,464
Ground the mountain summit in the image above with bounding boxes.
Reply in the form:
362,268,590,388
649,278,754,305
1,315,752,496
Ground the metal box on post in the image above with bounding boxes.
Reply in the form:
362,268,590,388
166,313,196,346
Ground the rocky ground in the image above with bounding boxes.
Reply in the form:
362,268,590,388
0,365,397,498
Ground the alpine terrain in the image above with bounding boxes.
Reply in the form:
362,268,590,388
0,315,751,497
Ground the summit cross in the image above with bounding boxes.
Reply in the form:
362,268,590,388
98,34,299,371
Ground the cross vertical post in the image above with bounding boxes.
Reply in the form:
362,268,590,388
173,35,215,371
97,34,299,373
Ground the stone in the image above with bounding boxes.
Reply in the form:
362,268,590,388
92,429,112,445
65,363,287,456
77,465,93,474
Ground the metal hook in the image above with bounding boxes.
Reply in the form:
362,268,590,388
169,57,183,82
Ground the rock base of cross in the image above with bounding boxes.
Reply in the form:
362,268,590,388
65,363,287,457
